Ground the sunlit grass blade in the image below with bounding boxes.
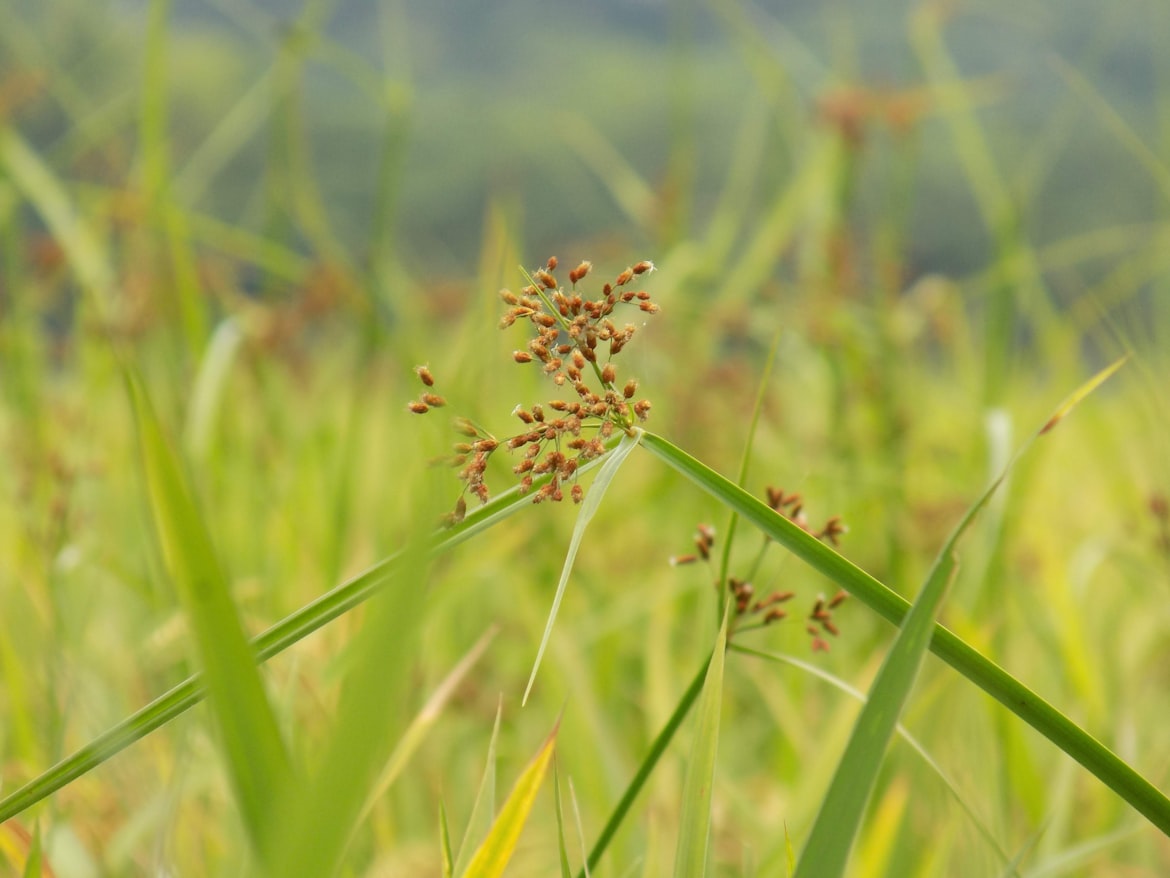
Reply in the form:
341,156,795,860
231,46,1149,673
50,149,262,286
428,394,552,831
0,434,626,824
183,317,245,460
459,719,561,878
127,372,292,857
453,701,504,877
523,429,642,704
637,423,1170,836
672,604,730,878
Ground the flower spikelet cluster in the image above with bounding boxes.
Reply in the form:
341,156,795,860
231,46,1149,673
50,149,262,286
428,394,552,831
670,486,849,651
410,257,659,526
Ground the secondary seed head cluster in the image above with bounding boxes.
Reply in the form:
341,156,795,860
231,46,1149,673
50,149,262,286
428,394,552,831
671,486,849,651
409,257,660,525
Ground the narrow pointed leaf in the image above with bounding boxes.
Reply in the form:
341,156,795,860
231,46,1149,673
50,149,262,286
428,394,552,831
523,429,642,704
554,760,573,878
453,701,504,877
440,800,455,878
460,720,560,878
128,373,291,856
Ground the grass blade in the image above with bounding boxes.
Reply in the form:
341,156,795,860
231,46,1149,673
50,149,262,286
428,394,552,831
440,799,455,878
554,760,574,878
672,604,730,878
127,372,292,857
453,701,504,877
523,429,642,704
459,718,561,878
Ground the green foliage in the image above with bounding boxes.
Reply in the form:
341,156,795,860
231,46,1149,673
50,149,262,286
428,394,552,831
2,1,1170,876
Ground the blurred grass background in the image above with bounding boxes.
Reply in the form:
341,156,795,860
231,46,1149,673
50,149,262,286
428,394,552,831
1,0,1169,874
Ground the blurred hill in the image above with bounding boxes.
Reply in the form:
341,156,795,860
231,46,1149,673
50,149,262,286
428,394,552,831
3,0,1167,287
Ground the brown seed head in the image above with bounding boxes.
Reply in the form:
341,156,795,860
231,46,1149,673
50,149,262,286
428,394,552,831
415,365,435,387
546,256,558,271
569,261,592,284
632,260,656,275
615,267,634,286
408,401,429,414
421,393,445,407
601,363,617,384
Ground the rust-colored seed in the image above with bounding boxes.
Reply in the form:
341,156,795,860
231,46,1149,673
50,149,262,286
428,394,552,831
569,261,592,284
615,268,634,286
556,344,572,355
632,260,655,275
408,401,429,414
547,256,558,271
636,291,651,300
519,475,533,494
475,438,498,453
421,393,446,407
571,484,584,503
513,459,533,474
513,350,533,364
601,363,616,384
532,405,544,422
764,608,787,624
671,554,698,566
827,590,848,609
623,379,637,399
508,435,527,449
415,365,435,386
535,312,557,328
499,313,517,329
600,420,614,438
513,406,533,424
529,341,549,359
822,620,840,637
639,301,660,313
535,269,557,290
499,289,519,305
549,400,569,411
634,400,652,420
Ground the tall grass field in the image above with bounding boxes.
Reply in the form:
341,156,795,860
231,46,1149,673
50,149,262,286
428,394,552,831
1,0,1169,875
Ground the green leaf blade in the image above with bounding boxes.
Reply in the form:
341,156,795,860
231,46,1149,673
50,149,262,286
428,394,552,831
673,606,730,878
128,373,291,857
